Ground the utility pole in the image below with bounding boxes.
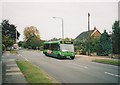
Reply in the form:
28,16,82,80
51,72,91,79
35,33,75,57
88,13,90,56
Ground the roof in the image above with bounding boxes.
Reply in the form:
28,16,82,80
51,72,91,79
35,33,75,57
44,40,61,44
75,30,94,40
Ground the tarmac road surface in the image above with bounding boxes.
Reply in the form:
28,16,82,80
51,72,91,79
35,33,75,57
3,49,119,84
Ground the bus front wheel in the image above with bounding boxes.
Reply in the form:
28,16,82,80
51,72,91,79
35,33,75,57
70,56,75,60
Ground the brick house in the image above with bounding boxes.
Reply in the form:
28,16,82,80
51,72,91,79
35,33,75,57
75,27,101,55
75,27,101,41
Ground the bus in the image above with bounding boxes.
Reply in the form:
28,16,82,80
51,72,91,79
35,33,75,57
43,40,75,59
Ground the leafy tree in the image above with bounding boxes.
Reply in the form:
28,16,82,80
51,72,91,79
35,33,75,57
63,37,73,41
49,37,61,41
24,26,40,41
74,37,100,55
98,30,112,56
23,26,42,50
1,20,20,49
112,21,120,54
18,41,24,47
89,37,100,53
74,40,86,54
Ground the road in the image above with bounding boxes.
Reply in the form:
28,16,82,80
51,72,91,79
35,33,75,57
3,49,119,83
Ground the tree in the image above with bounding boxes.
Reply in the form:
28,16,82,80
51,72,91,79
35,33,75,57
49,37,61,41
18,41,24,47
74,37,100,55
112,21,120,54
74,40,86,55
24,26,40,41
23,26,41,49
63,37,73,41
98,30,112,56
1,20,20,49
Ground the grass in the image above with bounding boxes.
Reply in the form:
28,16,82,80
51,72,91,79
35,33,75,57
10,50,17,54
92,59,120,66
16,60,59,84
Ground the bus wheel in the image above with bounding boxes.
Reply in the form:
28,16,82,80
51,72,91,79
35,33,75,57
45,53,48,56
70,56,75,60
57,54,62,59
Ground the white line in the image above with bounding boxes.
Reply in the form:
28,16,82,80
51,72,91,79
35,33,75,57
72,63,88,69
104,72,120,77
19,54,29,61
6,72,22,76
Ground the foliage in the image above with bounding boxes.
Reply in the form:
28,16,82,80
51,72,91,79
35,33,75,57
24,26,40,40
92,59,120,66
10,50,17,54
98,30,112,56
49,37,73,41
23,26,43,50
74,37,100,55
1,20,20,50
63,37,73,41
18,41,24,47
2,35,15,48
89,37,100,53
49,37,61,41
74,40,86,55
112,21,120,54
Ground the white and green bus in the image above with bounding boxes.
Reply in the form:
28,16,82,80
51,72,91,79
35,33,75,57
43,40,75,59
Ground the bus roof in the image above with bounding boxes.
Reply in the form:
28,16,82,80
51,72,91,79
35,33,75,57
44,40,73,44
44,40,60,44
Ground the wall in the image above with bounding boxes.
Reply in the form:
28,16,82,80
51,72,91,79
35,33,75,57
92,30,101,37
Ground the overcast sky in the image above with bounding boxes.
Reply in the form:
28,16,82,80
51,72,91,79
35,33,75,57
1,0,119,41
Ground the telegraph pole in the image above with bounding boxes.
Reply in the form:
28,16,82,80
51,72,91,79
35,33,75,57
88,13,90,56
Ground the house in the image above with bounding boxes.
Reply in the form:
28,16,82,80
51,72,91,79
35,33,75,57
75,27,101,55
75,27,101,41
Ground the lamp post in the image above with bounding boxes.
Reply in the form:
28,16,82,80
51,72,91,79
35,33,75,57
52,17,64,40
88,13,90,56
0,25,2,61
16,29,17,44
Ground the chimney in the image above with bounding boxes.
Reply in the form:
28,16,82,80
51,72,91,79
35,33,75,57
94,27,97,30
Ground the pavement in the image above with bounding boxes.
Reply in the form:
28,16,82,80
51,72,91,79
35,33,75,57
2,53,27,84
75,55,119,61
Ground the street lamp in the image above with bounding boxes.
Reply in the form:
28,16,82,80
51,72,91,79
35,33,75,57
0,25,2,61
88,13,90,56
16,29,17,44
52,17,64,40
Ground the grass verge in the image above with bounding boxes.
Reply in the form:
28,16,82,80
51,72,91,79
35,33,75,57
92,59,120,66
16,60,59,84
10,50,17,54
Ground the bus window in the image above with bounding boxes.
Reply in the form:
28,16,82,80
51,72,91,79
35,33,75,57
51,44,60,50
43,44,49,49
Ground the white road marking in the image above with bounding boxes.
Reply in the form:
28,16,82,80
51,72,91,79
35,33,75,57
104,72,120,77
6,72,22,75
56,59,88,69
56,60,62,61
6,64,17,67
73,63,88,69
18,54,29,61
